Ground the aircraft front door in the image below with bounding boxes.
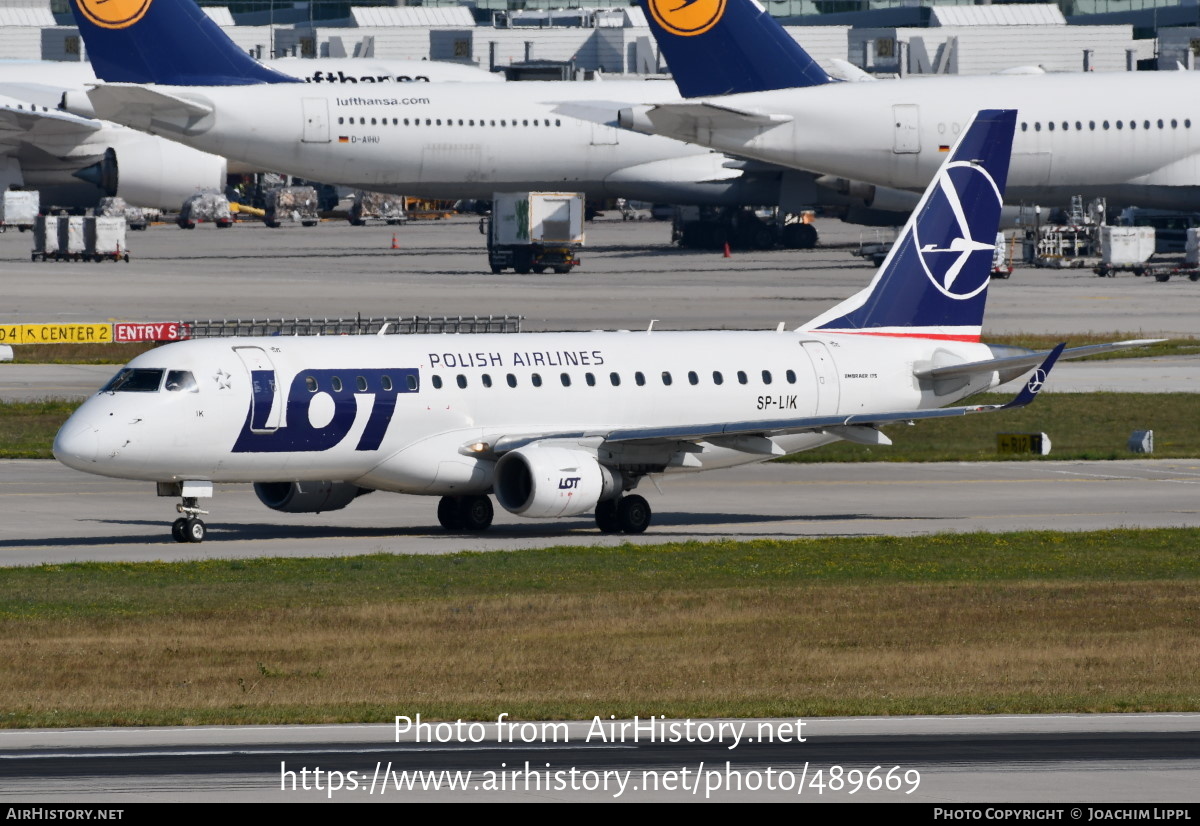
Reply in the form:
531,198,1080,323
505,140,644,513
302,97,331,144
234,346,283,433
892,104,921,154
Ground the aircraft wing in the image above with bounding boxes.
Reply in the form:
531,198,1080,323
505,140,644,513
603,344,1064,447
0,100,103,149
619,102,791,142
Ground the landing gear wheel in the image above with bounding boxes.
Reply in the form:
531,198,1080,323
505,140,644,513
595,499,620,533
437,496,465,531
617,495,651,534
174,517,206,543
460,495,494,531
171,518,188,543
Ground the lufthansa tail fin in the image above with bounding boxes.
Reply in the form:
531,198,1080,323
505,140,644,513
68,0,298,85
637,0,832,97
803,109,1017,342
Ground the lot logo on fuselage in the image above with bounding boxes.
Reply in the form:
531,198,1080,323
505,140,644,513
912,160,1002,301
232,367,419,454
647,0,727,37
76,0,153,29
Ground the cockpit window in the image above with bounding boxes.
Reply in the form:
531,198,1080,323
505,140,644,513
165,370,198,393
101,368,164,393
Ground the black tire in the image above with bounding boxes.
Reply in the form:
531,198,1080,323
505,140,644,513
460,495,494,531
595,500,621,533
514,249,533,275
265,220,280,229
532,266,547,274
617,495,651,534
171,518,188,543
437,496,465,531
782,222,818,250
184,518,206,543
1155,273,1170,282
553,266,572,274
489,264,503,274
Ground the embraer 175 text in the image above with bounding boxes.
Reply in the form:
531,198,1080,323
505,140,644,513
54,111,1152,543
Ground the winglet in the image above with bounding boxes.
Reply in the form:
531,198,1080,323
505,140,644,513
68,0,299,85
637,0,833,97
999,342,1065,410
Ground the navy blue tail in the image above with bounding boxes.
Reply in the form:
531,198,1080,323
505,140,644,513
638,0,832,97
806,110,1017,341
69,0,298,85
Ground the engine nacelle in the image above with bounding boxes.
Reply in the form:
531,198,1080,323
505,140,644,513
74,135,227,211
494,446,620,518
254,481,370,514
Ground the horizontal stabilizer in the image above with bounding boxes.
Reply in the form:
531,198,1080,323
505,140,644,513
86,85,214,136
619,102,791,142
915,339,1164,383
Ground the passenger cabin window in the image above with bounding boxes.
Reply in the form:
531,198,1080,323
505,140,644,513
102,368,165,393
482,373,493,388
531,373,543,387
688,371,699,385
356,376,368,392
165,371,198,393
635,371,646,386
585,372,596,386
659,371,670,386
762,370,773,385
305,376,318,392
737,371,748,385
560,373,571,387
330,377,343,393
457,375,468,389
406,375,418,391
381,376,394,392
507,374,517,388
713,371,724,385
610,372,621,386
432,375,443,389
786,369,797,384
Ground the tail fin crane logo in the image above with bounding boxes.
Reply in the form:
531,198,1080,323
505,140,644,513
76,0,153,29
913,159,1003,302
647,0,728,37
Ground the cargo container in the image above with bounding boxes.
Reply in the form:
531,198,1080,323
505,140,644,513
485,191,584,274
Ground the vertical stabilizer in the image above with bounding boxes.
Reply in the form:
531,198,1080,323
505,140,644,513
637,0,832,97
69,0,299,85
803,109,1017,342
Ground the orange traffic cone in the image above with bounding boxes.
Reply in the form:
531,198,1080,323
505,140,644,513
391,234,399,250
723,242,732,258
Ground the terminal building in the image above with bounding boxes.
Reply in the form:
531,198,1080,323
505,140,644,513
4,0,1199,76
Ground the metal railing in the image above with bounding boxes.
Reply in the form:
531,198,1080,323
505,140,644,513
180,315,522,338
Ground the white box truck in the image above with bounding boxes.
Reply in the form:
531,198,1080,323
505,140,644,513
486,192,584,274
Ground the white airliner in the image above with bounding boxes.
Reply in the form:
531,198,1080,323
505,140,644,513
59,0,927,230
0,57,498,210
52,110,1151,543
621,0,1200,211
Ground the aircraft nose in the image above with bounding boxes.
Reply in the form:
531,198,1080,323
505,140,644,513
53,422,100,470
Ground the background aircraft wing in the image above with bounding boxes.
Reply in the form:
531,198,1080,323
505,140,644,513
0,100,102,145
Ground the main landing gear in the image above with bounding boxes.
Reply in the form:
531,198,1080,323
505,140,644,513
171,496,209,543
595,494,651,534
437,494,495,531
